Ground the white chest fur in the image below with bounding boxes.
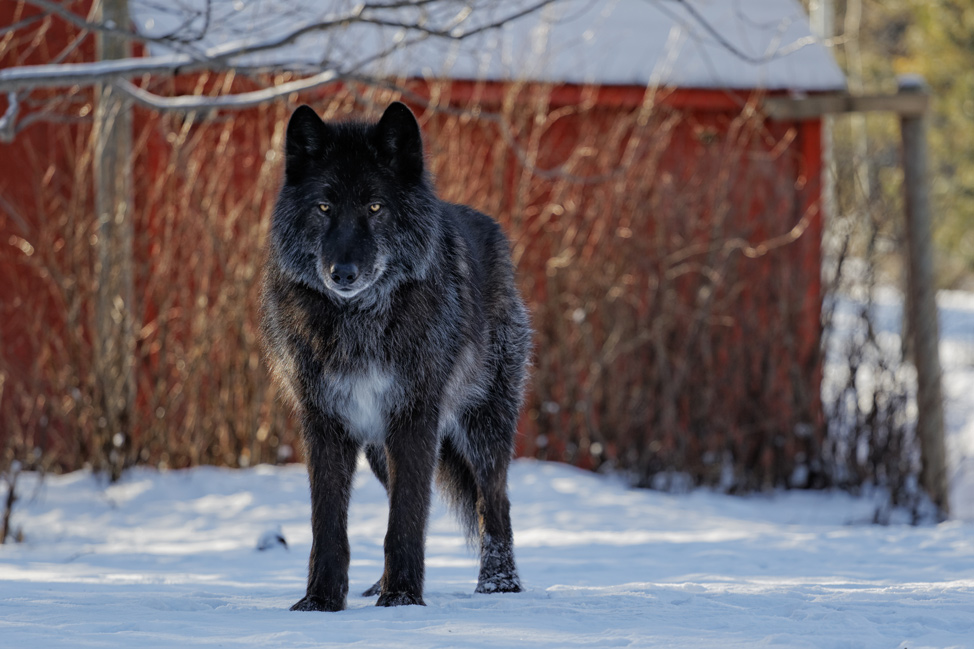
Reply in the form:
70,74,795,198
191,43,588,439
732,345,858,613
340,366,394,443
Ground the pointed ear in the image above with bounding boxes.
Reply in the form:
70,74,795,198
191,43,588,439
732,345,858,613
375,102,424,180
285,105,324,179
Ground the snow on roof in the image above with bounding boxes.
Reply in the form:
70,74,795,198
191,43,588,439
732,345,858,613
132,0,846,92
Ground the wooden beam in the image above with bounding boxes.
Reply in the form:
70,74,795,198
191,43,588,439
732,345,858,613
762,90,929,121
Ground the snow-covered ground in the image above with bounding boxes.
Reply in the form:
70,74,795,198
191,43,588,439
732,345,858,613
1,290,973,648
932,290,974,521
2,459,973,648
0,460,974,649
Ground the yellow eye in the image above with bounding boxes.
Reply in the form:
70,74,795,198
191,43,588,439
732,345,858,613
369,203,381,213
318,203,330,213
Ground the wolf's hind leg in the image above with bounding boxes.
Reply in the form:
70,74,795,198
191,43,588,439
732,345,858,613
365,443,390,491
459,405,522,595
361,444,388,597
361,580,382,597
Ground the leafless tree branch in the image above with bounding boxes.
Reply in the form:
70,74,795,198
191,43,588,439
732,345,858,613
8,0,558,82
0,0,561,134
0,13,46,36
114,70,338,110
660,0,819,65
0,93,20,142
22,0,204,54
0,0,828,137
0,54,199,91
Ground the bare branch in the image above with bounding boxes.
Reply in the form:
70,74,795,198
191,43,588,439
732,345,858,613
0,0,557,94
0,93,20,143
113,70,338,111
23,0,181,49
660,0,819,65
0,55,197,91
0,0,822,144
0,13,46,36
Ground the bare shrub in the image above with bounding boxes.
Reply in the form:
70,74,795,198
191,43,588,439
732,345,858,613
128,80,295,470
820,113,924,520
1,76,316,474
5,77,918,500
418,84,827,491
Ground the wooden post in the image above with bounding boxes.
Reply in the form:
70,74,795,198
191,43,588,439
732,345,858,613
93,0,134,481
899,76,948,516
808,0,836,242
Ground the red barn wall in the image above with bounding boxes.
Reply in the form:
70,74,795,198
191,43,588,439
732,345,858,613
1,14,826,485
400,81,825,485
0,0,98,459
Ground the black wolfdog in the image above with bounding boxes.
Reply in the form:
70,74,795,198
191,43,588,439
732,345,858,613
260,102,531,611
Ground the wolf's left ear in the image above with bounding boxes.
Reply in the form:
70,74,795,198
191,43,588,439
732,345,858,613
376,102,424,180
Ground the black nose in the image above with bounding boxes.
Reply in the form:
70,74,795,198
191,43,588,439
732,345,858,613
329,263,359,286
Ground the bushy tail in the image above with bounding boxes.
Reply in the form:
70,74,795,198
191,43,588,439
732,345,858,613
435,438,480,547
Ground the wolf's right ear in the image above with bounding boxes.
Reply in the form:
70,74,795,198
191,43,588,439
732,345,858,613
285,105,324,179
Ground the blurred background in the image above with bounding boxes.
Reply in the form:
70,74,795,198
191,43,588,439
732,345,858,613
1,0,971,524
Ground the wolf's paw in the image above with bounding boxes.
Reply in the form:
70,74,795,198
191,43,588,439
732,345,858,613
376,590,425,607
290,595,345,612
475,574,522,594
361,580,382,597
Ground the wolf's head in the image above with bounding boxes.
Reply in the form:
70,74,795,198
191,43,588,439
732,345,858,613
269,102,439,301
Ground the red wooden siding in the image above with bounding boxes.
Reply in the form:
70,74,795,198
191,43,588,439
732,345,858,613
1,8,825,483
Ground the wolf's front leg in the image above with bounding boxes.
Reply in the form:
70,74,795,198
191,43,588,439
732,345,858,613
376,405,438,607
291,410,359,612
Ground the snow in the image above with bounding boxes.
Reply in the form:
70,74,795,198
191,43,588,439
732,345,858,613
131,0,846,91
2,459,974,648
916,290,974,519
2,290,973,646
825,285,974,519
